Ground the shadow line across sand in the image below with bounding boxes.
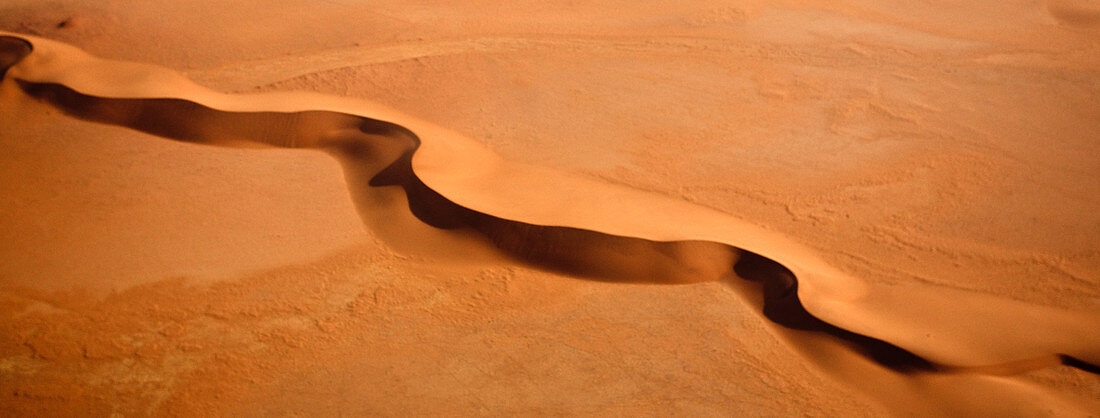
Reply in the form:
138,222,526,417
1,35,1095,376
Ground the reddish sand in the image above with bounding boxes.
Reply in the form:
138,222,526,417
1,1,1098,415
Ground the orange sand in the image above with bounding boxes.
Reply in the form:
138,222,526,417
1,1,1098,415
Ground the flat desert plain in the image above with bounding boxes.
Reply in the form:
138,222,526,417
1,0,1098,416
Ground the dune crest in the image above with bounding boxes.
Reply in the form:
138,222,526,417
1,32,1097,413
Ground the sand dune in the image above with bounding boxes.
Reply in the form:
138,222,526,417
2,31,1098,414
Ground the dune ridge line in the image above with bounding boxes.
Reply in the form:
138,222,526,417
1,33,1096,379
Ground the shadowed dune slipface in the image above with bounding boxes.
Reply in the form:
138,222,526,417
9,66,934,373
1,30,1099,415
0,35,29,79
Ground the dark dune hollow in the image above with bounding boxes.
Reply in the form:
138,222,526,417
0,36,31,80
3,36,1095,375
5,78,935,373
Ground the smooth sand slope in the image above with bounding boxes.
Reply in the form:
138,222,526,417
1,1,1098,415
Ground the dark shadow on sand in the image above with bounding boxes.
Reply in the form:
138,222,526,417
5,35,1094,375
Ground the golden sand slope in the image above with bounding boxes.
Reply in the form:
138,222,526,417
1,31,1098,415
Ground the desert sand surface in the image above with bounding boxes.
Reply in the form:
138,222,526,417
1,0,1099,416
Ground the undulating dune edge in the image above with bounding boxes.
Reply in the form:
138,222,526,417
1,31,1098,415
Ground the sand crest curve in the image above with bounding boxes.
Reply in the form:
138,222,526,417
1,32,1096,380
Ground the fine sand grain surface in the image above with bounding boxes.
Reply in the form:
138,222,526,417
1,1,1098,416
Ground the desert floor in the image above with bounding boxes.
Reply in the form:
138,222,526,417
1,0,1099,416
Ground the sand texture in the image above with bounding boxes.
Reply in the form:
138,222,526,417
1,1,1098,416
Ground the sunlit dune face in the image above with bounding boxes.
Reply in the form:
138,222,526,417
0,0,1098,415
